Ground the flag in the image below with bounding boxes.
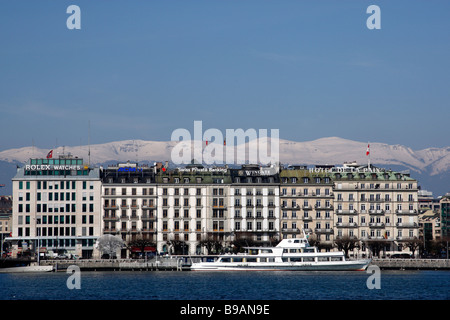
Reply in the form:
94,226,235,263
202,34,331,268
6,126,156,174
223,139,226,146
46,150,53,159
205,139,208,146
366,144,370,156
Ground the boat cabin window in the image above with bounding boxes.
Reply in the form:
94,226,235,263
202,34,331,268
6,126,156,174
304,248,315,253
290,257,301,262
261,249,272,254
248,249,259,255
303,257,315,262
232,258,243,263
289,249,297,253
221,258,231,263
259,258,267,262
318,257,329,262
246,258,257,263
331,257,343,261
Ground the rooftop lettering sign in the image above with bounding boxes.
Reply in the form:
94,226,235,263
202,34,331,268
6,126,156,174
25,164,84,171
177,167,227,173
309,167,383,173
117,167,143,172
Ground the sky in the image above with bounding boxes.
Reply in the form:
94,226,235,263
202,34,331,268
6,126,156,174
1,0,449,151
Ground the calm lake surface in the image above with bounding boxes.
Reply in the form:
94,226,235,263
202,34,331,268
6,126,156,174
0,270,448,300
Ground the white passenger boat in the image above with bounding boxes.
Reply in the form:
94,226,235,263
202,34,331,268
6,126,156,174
190,238,371,271
0,265,54,273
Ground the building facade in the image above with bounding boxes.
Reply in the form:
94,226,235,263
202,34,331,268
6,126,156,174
279,166,334,249
8,155,102,258
229,165,280,246
156,164,232,255
101,162,158,258
7,158,422,258
329,163,419,257
440,195,450,239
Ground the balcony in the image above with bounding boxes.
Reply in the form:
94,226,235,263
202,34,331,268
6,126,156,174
141,214,156,221
281,228,301,234
103,205,118,210
314,228,334,234
103,215,119,221
396,222,418,228
302,216,312,221
396,210,418,215
369,222,385,228
336,222,358,228
315,205,333,210
369,210,385,215
282,204,300,210
335,210,357,215
396,236,419,242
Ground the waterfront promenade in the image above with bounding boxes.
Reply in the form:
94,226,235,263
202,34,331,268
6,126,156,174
373,258,450,270
39,256,190,271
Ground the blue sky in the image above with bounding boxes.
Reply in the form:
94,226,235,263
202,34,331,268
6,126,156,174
1,0,449,151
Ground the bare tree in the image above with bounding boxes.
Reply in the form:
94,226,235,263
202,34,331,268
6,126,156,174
96,235,124,259
404,238,421,258
334,236,359,258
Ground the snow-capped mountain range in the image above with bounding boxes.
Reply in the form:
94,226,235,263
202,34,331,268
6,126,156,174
0,137,449,196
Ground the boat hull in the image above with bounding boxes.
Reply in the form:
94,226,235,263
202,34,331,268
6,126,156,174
0,265,54,273
190,260,371,272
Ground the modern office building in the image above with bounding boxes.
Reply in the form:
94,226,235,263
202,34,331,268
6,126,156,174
7,155,102,258
440,195,450,239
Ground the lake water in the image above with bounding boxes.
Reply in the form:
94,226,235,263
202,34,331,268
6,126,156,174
0,269,448,300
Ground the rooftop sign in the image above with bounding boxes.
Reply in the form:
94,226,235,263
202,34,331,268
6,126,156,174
25,164,85,171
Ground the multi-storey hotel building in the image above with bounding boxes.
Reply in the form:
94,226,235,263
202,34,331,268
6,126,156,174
9,155,102,258
155,164,232,255
279,166,334,249
329,162,419,257
101,162,158,257
229,165,280,245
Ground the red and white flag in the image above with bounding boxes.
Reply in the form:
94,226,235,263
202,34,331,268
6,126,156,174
46,150,53,159
366,144,370,156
